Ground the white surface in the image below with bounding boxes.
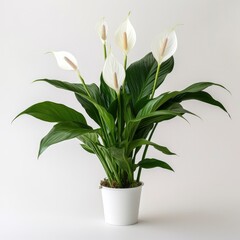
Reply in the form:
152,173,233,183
101,185,142,225
1,0,240,239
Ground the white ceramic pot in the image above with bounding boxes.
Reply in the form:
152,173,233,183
100,183,143,226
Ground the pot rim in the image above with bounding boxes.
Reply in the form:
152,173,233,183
100,182,144,191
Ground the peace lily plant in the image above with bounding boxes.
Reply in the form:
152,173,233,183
15,15,229,189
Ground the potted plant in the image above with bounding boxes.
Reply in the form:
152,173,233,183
14,15,229,225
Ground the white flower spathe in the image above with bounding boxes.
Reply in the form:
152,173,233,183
115,16,136,54
96,18,108,43
51,51,78,71
151,30,177,64
103,53,125,93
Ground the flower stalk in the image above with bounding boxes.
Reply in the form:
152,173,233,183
102,25,107,60
97,18,108,60
150,64,161,99
103,43,107,60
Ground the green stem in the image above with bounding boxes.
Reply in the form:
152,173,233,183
127,162,134,183
124,54,127,70
100,119,109,144
100,117,113,146
117,93,122,145
136,123,158,182
136,64,162,182
103,43,107,60
92,145,114,183
105,151,122,186
150,64,161,99
132,148,138,165
77,71,91,97
111,162,122,186
122,55,128,94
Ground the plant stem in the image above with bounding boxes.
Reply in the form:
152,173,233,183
95,145,121,187
150,64,161,99
77,70,91,97
117,93,122,145
127,161,134,184
136,123,158,182
105,151,122,186
103,43,107,60
137,65,162,182
122,55,128,94
132,148,138,165
100,116,114,147
124,54,127,70
92,145,114,183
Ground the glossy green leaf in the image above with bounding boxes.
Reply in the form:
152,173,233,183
167,103,201,119
137,91,178,117
164,91,230,117
140,109,189,129
138,82,229,117
78,132,101,145
99,73,118,120
75,93,101,125
138,158,174,171
133,123,154,140
107,99,118,120
125,53,174,104
75,91,115,134
181,82,230,94
80,144,94,154
38,122,93,157
35,79,102,104
14,101,87,124
123,110,181,141
35,79,103,124
41,79,115,132
108,147,129,172
100,74,117,109
127,139,176,156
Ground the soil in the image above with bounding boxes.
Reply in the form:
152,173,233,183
100,178,142,189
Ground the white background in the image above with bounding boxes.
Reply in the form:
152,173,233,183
1,0,240,239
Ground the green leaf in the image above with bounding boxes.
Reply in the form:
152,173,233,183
14,101,87,124
127,139,176,156
80,144,94,154
35,79,103,104
78,132,101,145
35,79,103,124
138,158,174,171
140,109,188,128
154,82,230,117
138,82,230,117
75,91,115,134
100,74,117,109
137,91,178,117
122,93,135,122
125,53,174,105
108,99,118,120
38,122,93,157
99,74,118,119
133,123,154,141
181,82,230,94
78,132,103,155
75,93,101,125
42,79,115,132
165,91,230,117
167,103,201,119
108,147,130,172
123,110,182,141
35,78,83,92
